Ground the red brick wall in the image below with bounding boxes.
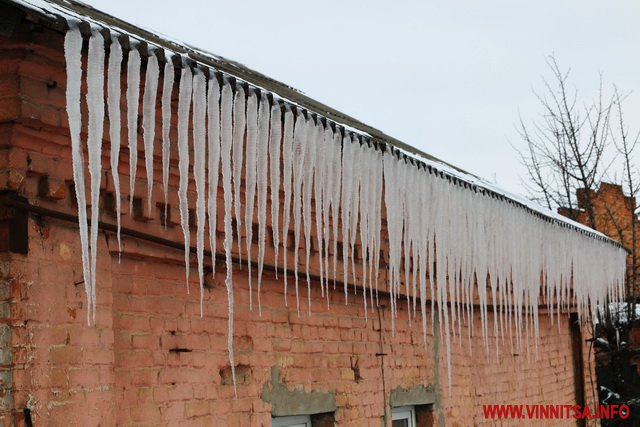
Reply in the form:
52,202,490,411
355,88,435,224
0,16,597,426
2,217,597,426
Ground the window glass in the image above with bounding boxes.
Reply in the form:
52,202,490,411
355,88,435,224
391,406,416,427
392,419,410,427
272,415,311,427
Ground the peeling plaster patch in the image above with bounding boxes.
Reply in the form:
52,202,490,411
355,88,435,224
0,304,9,321
59,243,72,260
390,384,436,407
0,325,10,365
261,366,336,417
0,281,10,301
0,371,13,415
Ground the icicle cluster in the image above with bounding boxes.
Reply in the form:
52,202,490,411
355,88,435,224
63,26,627,392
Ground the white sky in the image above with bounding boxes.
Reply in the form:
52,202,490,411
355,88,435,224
82,0,640,197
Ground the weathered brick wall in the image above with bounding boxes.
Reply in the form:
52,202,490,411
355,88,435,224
4,217,116,425
1,217,596,426
0,13,597,426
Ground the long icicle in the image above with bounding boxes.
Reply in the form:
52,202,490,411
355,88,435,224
358,145,372,320
417,175,429,343
281,107,295,305
256,93,270,315
383,153,400,333
142,53,159,214
302,117,317,314
65,26,91,324
161,57,174,227
207,75,221,289
371,150,383,306
126,47,141,215
86,30,105,323
192,70,207,316
269,102,282,278
330,131,342,291
244,90,258,310
177,65,193,291
107,35,123,254
232,85,246,263
340,134,353,303
321,126,335,303
313,121,325,300
220,80,237,396
291,112,308,316
347,136,361,297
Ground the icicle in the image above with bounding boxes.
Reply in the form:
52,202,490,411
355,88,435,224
232,85,246,262
207,75,221,283
321,126,334,299
357,144,371,319
340,134,354,303
161,58,174,227
192,70,207,316
126,47,141,214
107,35,123,254
269,102,282,277
281,107,295,305
142,53,159,214
417,174,429,343
401,164,412,320
313,121,325,300
86,30,105,323
330,131,342,290
427,184,437,336
371,150,383,306
177,65,193,291
367,149,380,312
256,93,270,315
244,90,258,310
359,144,381,317
347,137,361,296
66,27,89,324
220,80,237,396
302,117,317,314
382,154,398,331
292,112,308,315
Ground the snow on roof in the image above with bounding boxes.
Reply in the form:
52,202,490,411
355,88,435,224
2,0,623,247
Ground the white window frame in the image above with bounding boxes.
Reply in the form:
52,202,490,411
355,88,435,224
272,414,312,427
391,405,417,427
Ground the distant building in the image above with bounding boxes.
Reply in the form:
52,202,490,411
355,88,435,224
559,183,638,296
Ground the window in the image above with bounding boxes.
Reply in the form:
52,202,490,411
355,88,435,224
272,415,312,427
392,406,416,427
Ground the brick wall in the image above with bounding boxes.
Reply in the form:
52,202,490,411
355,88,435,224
0,12,597,426
1,217,596,426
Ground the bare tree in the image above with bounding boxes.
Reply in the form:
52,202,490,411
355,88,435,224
518,56,640,301
516,55,614,229
609,88,640,306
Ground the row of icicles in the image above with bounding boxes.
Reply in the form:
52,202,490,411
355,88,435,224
63,26,627,391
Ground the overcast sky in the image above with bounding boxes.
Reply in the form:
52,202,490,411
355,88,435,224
83,0,640,198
